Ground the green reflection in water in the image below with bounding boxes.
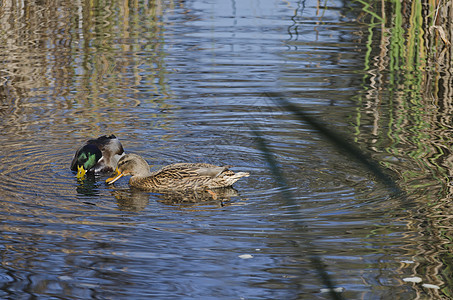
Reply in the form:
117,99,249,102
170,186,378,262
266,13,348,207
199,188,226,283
353,0,453,297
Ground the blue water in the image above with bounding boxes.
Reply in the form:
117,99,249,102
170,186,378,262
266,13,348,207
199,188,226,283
0,0,448,299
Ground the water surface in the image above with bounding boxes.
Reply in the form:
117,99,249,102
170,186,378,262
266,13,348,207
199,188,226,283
0,0,450,299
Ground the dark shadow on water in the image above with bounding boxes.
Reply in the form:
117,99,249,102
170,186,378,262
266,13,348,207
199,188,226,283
265,92,406,198
248,92,409,300
251,125,344,300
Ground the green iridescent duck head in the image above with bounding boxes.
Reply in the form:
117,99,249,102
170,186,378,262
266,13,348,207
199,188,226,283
70,144,103,179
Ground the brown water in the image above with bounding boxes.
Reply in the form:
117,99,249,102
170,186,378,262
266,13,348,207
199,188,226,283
0,0,451,299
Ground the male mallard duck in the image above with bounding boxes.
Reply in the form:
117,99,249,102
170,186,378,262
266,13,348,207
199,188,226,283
71,135,125,179
106,153,249,191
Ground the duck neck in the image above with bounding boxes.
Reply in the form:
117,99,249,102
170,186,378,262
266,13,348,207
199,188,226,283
129,172,153,189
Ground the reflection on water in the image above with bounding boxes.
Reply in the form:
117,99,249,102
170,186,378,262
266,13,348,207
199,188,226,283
110,187,241,211
0,0,452,298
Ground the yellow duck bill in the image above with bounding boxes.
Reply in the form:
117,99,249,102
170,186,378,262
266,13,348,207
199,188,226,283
76,165,87,179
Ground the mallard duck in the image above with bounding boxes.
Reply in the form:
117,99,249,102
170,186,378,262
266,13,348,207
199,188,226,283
106,153,249,191
71,134,125,179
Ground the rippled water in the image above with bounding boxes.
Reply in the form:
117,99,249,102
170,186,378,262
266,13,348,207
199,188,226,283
0,0,451,299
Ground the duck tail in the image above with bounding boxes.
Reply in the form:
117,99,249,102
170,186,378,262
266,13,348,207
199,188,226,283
224,172,250,186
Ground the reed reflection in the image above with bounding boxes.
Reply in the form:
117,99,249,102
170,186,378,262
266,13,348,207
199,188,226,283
0,0,171,137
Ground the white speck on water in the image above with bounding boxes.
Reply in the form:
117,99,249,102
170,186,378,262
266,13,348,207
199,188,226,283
238,254,253,259
58,276,72,281
400,260,414,264
422,283,440,289
403,277,422,283
320,287,345,293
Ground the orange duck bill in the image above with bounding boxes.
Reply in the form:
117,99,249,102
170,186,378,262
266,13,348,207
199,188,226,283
106,167,124,184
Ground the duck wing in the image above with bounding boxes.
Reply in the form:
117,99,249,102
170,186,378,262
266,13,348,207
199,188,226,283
156,163,231,179
87,135,124,155
90,135,125,172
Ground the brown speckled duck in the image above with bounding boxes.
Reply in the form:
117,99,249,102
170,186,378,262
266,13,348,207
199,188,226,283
106,153,249,191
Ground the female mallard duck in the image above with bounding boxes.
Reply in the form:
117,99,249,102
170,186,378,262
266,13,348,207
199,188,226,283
106,153,249,191
71,135,125,178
